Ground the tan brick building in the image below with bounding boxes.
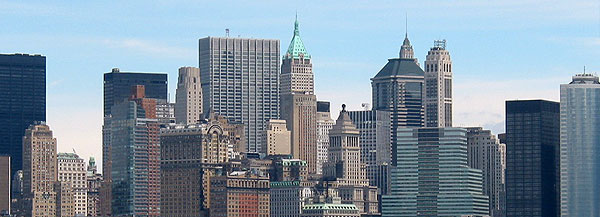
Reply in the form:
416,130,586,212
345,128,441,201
209,171,270,217
160,112,236,216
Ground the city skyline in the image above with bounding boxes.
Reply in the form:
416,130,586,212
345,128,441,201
1,0,599,171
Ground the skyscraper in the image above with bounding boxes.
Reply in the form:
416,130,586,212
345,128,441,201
57,153,87,216
101,68,167,216
160,113,234,216
322,105,379,216
175,66,202,125
560,73,600,216
280,17,318,174
505,100,559,217
315,101,333,175
22,123,70,217
371,35,424,165
424,40,453,127
347,109,391,194
102,68,167,116
466,127,506,217
264,119,291,156
107,86,160,216
381,127,489,217
199,37,280,153
0,54,46,176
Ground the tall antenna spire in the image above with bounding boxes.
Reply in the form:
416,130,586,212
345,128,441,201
294,11,299,35
405,12,408,38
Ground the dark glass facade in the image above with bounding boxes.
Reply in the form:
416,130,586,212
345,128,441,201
316,101,330,113
0,54,46,175
103,69,167,117
505,100,559,217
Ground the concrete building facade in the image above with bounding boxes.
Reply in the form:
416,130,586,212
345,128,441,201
466,127,506,217
160,113,234,216
560,74,600,216
209,171,270,217
424,40,453,127
264,119,291,156
347,109,391,194
22,123,75,217
322,105,379,216
57,153,87,216
199,37,280,153
382,127,489,217
280,18,318,174
316,101,333,175
270,180,312,217
175,66,202,125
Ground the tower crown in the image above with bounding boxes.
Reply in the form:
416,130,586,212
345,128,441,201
399,34,414,59
285,15,311,60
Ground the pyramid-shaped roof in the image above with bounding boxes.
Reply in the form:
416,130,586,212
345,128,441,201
285,16,311,60
372,58,424,79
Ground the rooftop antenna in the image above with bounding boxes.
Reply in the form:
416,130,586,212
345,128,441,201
226,29,230,37
405,12,408,38
584,65,586,74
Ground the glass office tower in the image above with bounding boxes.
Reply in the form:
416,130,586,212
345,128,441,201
560,74,600,216
0,54,46,175
505,100,559,217
381,127,489,216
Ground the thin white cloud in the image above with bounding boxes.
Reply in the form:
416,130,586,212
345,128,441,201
100,38,196,60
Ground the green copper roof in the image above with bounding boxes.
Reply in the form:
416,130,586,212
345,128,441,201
285,15,311,60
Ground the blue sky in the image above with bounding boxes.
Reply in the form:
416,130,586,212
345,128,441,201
2,0,599,170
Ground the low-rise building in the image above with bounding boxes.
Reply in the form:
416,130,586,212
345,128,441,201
302,196,359,217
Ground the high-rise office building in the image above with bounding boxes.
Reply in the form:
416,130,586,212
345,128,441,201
424,40,453,127
209,171,270,217
315,101,333,175
323,105,379,215
347,109,391,194
22,123,75,217
102,68,167,116
106,86,160,216
382,127,489,217
0,156,9,214
560,74,600,216
466,127,506,217
101,68,167,216
0,54,46,176
270,180,312,217
156,99,175,127
175,66,202,125
86,157,101,217
199,37,280,153
281,16,314,95
505,100,559,217
371,35,424,165
160,113,233,216
280,18,318,174
264,119,291,156
57,153,87,216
